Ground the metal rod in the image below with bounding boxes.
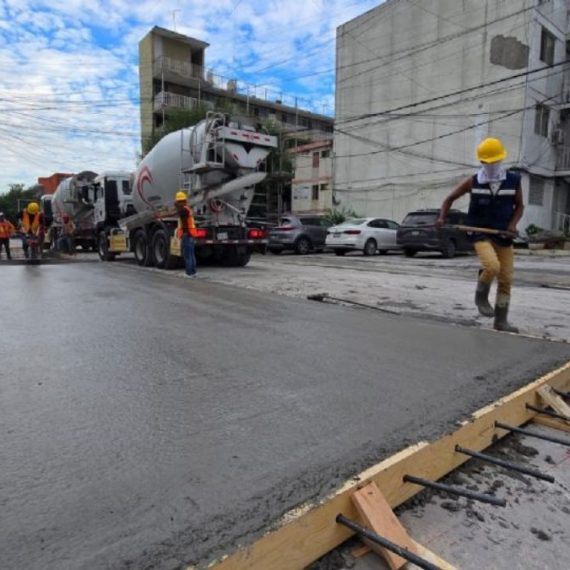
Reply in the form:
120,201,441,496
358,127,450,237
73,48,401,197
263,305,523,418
335,514,442,570
553,388,570,399
455,445,555,483
403,474,506,507
495,421,570,447
526,403,570,422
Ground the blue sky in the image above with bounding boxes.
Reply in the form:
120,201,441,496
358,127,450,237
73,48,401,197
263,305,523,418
0,0,381,192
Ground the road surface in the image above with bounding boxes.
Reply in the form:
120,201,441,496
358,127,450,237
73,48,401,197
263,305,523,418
1,262,569,569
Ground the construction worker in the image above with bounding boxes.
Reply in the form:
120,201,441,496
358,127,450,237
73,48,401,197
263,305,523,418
0,212,15,260
18,202,46,259
174,191,197,277
60,215,76,254
437,137,524,333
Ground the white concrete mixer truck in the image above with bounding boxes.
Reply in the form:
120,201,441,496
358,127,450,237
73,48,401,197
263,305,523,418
51,171,133,251
97,112,277,268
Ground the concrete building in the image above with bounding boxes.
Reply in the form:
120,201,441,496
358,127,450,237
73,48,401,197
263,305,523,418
334,0,570,233
290,140,334,213
139,26,333,152
37,173,71,195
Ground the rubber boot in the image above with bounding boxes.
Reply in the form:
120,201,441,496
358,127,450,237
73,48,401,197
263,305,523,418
475,281,495,317
494,294,519,333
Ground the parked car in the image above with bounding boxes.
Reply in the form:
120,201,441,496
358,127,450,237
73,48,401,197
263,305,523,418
396,209,472,258
268,214,332,254
326,217,400,256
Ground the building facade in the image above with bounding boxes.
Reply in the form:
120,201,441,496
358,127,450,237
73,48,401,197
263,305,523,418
334,0,570,232
37,173,72,195
290,140,333,213
139,27,333,152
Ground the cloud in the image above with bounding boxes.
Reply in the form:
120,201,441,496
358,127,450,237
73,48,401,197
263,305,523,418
0,0,381,192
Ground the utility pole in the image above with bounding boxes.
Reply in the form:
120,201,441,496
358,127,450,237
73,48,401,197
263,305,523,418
171,9,180,31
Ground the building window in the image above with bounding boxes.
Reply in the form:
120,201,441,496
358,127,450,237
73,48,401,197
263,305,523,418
540,27,555,65
320,183,329,192
312,152,320,168
311,184,319,200
529,176,545,206
321,149,330,158
534,104,550,137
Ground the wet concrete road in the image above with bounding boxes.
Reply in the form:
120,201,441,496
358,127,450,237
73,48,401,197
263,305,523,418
1,263,569,570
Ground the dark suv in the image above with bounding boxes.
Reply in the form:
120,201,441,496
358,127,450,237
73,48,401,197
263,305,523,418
397,209,472,258
268,214,332,254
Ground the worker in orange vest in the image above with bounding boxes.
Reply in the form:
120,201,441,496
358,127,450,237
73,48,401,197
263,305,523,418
174,191,197,277
0,212,15,260
18,202,45,259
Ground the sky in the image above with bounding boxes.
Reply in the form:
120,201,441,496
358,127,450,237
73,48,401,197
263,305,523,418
0,0,381,193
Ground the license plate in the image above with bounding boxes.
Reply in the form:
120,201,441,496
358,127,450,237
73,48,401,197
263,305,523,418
218,232,228,240
411,231,419,236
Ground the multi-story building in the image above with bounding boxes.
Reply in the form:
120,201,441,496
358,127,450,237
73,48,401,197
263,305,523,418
139,26,333,151
290,139,333,213
334,0,570,232
37,173,71,194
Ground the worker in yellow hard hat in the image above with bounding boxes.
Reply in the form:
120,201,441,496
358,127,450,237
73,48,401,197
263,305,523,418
174,191,198,277
18,202,46,259
437,138,524,333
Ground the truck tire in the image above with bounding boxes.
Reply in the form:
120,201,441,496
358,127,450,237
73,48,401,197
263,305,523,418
98,231,116,262
133,230,152,266
223,248,251,267
152,229,178,270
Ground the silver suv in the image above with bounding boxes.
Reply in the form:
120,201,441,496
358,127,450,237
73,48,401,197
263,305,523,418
268,215,332,255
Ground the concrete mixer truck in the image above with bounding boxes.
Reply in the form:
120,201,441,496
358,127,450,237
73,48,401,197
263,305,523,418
97,112,277,268
51,171,133,251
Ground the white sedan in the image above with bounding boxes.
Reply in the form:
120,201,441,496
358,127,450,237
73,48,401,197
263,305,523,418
325,217,400,256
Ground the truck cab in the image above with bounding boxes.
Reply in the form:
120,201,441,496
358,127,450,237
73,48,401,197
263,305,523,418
93,172,135,227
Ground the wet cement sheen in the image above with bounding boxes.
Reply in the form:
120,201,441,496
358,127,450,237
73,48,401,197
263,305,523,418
1,263,568,570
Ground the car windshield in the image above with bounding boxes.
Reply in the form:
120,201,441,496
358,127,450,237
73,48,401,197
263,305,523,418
402,213,438,226
339,218,367,226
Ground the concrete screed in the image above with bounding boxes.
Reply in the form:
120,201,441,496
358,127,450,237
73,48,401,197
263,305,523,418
1,257,569,570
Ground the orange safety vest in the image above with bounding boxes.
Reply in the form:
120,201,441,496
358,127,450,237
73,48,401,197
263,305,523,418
176,205,197,238
0,220,15,239
21,211,42,234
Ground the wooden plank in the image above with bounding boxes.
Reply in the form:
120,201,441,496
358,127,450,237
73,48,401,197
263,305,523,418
205,363,570,570
352,482,417,569
407,540,457,570
533,415,570,433
537,385,570,418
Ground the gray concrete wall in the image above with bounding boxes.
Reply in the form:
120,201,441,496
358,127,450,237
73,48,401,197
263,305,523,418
334,0,568,227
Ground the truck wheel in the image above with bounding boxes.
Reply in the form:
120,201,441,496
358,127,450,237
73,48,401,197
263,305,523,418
152,229,178,269
133,230,152,266
98,232,116,262
223,248,251,267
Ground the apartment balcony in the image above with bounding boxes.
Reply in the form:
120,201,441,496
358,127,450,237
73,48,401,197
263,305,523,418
153,91,213,113
556,146,570,174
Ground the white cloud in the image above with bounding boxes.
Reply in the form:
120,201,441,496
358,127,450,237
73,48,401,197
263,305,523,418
0,0,382,192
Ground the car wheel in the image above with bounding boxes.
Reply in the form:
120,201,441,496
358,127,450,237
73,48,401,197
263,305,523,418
334,249,347,256
363,238,377,256
295,237,311,255
442,239,457,259
404,248,417,258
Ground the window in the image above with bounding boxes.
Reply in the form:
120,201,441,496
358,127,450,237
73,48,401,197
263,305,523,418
534,104,550,137
540,27,555,65
386,220,399,230
312,152,320,168
368,219,387,228
122,180,131,195
320,183,329,192
321,149,330,159
311,185,319,200
529,176,545,206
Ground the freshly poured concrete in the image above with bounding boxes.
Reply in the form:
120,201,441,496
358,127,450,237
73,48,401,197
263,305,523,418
1,263,568,570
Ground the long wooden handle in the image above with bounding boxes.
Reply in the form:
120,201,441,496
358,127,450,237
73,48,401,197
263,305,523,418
446,224,517,237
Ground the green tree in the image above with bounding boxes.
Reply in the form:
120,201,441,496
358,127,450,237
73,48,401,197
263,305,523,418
0,184,38,224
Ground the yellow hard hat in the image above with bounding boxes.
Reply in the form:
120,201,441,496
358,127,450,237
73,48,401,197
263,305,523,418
476,138,507,164
27,202,40,215
175,191,187,201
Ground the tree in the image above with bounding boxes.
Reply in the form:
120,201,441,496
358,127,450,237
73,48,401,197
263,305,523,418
0,184,38,224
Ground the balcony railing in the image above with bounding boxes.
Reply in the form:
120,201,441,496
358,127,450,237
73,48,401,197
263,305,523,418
153,91,209,112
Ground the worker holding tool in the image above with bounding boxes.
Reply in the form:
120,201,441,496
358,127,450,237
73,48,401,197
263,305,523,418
0,212,15,260
437,137,524,333
18,202,46,259
60,215,76,254
174,191,197,277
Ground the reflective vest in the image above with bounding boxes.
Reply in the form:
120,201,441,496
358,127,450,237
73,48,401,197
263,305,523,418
21,211,42,234
176,205,197,238
0,220,15,239
467,171,520,246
